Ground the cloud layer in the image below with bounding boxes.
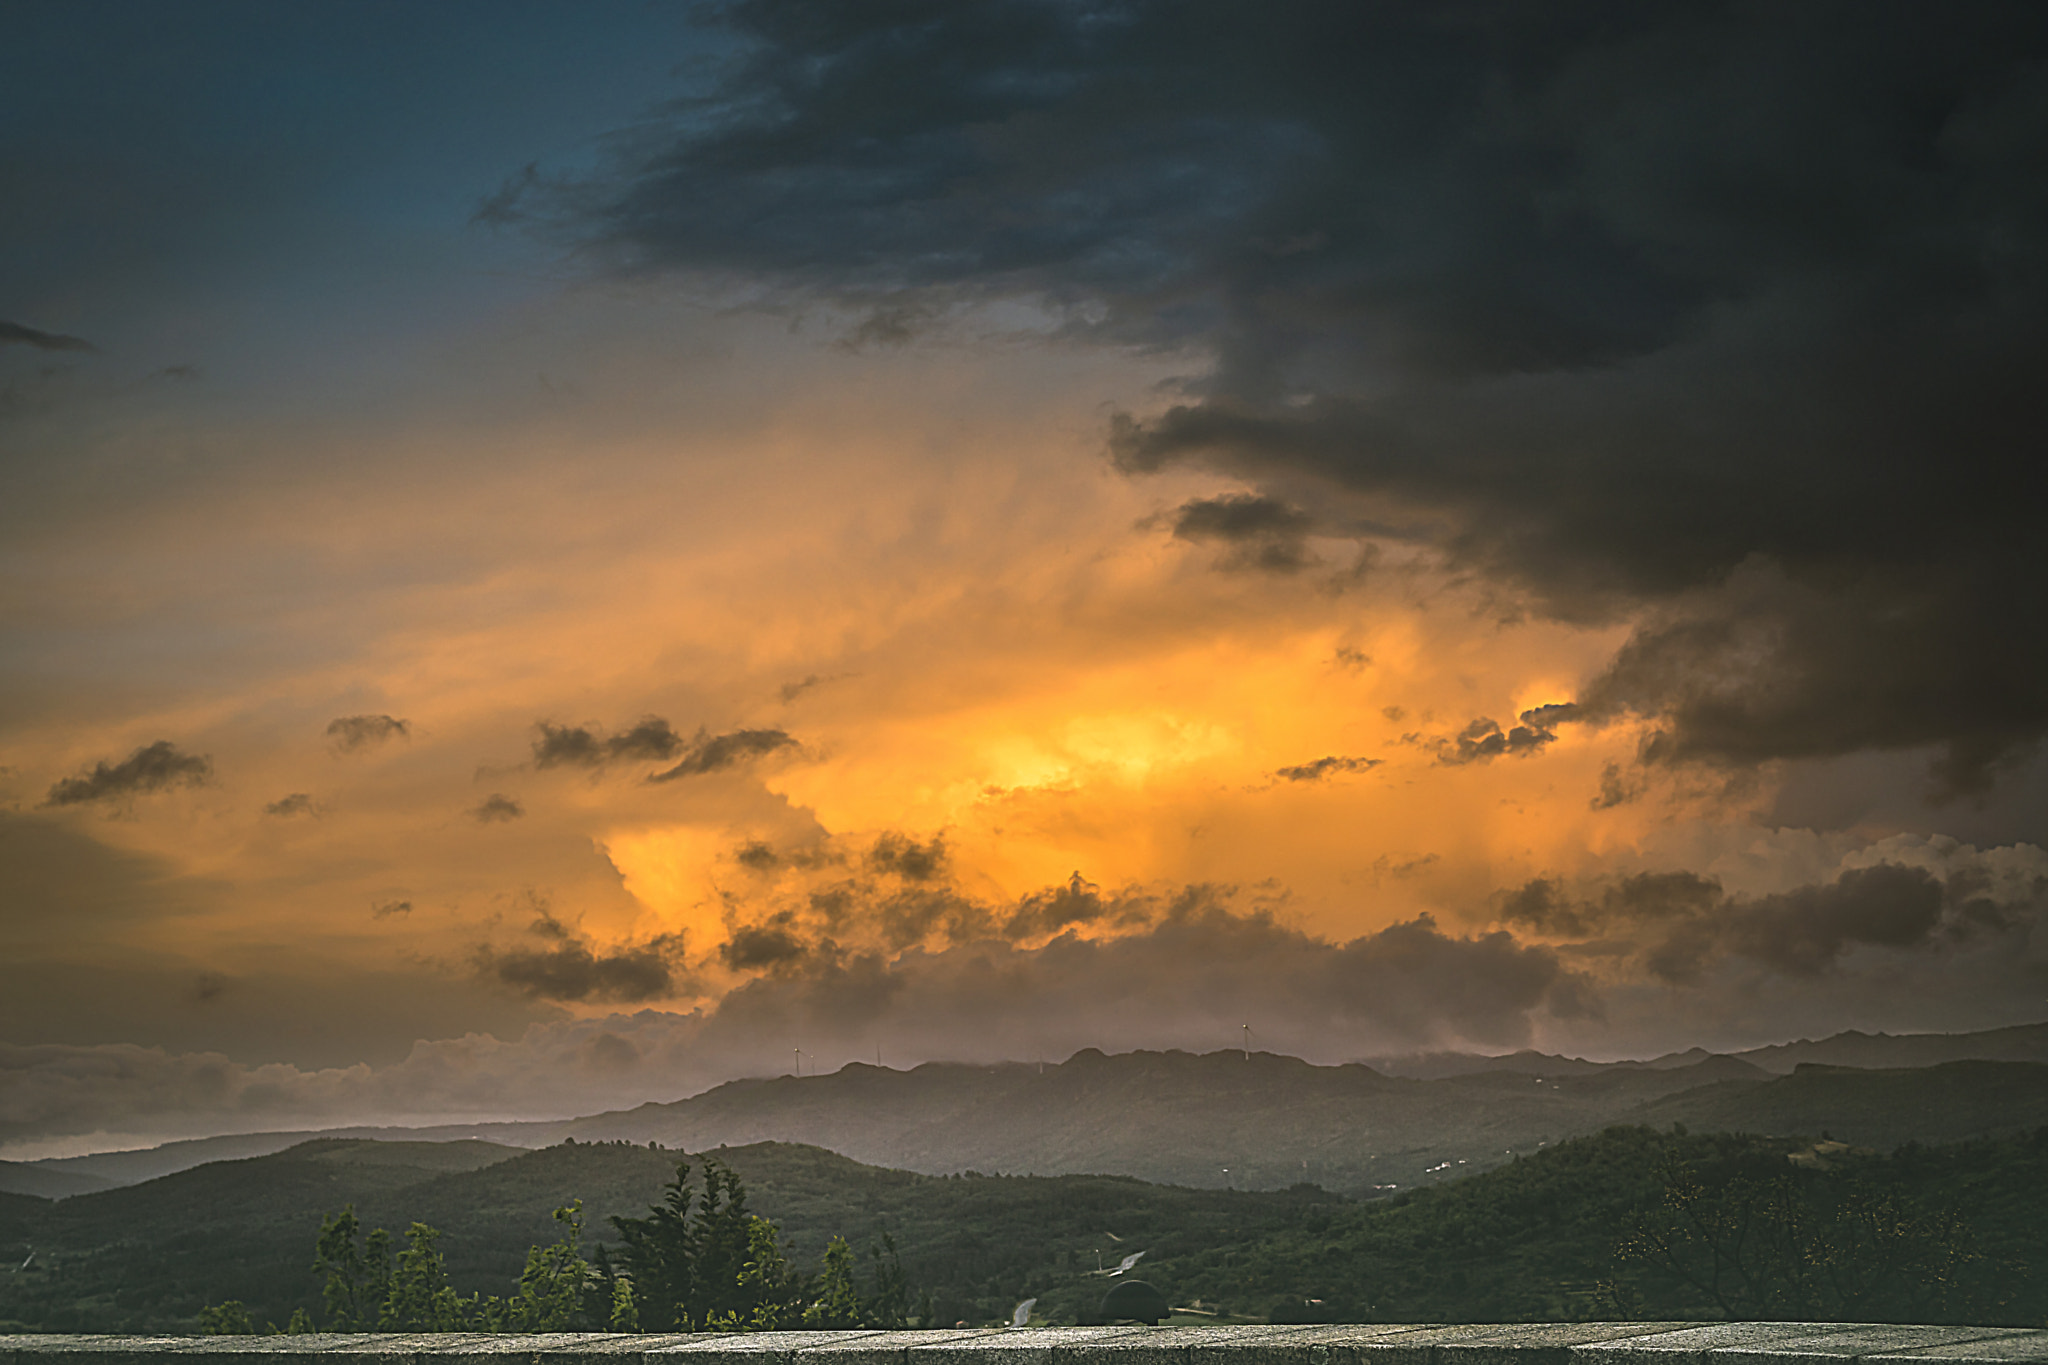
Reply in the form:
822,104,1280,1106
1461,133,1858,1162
522,1,2048,793
45,741,212,806
8,832,2043,1152
8,4,2048,1157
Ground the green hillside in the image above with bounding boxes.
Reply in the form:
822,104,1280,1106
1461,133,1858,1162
1155,1126,2048,1326
2,1124,2043,1335
1641,1061,2048,1148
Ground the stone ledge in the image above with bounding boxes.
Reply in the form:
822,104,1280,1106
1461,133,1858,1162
6,1327,2045,1365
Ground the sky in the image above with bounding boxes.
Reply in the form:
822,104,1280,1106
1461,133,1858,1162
4,0,2048,1158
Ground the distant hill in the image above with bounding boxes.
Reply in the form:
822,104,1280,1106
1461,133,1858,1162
1641,1060,2048,1148
0,1136,1313,1333
1728,1021,2048,1073
527,1048,1635,1190
20,1124,542,1189
530,1047,2042,1193
1361,1020,2048,1079
0,1160,117,1200
21,1022,2046,1195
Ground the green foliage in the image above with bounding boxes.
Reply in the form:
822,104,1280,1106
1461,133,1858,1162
794,1232,910,1329
609,1273,640,1331
379,1222,467,1330
730,1204,805,1330
1148,1126,2046,1328
803,1237,863,1329
312,1205,390,1330
196,1299,254,1334
304,1151,918,1336
1611,1142,2014,1322
606,1158,712,1330
866,1234,911,1328
505,1202,592,1331
3,1126,2042,1334
609,1155,826,1331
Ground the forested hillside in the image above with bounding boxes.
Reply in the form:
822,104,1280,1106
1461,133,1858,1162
2,1125,2042,1335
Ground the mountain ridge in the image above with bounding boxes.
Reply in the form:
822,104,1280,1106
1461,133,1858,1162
9,1020,2045,1198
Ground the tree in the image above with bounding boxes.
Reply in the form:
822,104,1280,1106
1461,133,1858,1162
506,1202,593,1331
312,1205,391,1331
865,1234,911,1329
731,1207,805,1330
608,1160,703,1330
803,1238,863,1329
380,1222,468,1331
1614,1147,1985,1322
610,1156,805,1331
609,1274,641,1332
196,1300,255,1335
303,1149,923,1336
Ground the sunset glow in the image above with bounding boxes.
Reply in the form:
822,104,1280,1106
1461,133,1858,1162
5,1,2046,1158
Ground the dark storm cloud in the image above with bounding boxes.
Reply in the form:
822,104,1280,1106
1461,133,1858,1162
779,672,852,703
1662,863,1950,982
470,793,525,823
325,714,410,753
1000,871,1149,941
1434,706,1572,765
0,896,1588,1145
1274,754,1380,782
0,320,95,353
263,792,317,818
1498,860,2025,984
649,727,798,781
372,899,412,918
721,917,813,972
731,838,842,874
533,0,2048,793
1168,494,1314,573
531,721,603,768
735,840,781,870
1592,761,1645,811
45,741,212,806
705,891,1583,1055
476,906,689,1003
868,831,947,881
1500,870,1722,939
532,716,687,769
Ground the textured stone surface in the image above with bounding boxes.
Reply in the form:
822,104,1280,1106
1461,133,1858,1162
1867,1336,2048,1364
1420,1322,1701,1365
793,1331,1001,1365
1572,1325,1849,1364
904,1326,1153,1365
9,1327,2046,1365
1038,1323,1362,1365
648,1334,884,1364
1708,1326,2041,1365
